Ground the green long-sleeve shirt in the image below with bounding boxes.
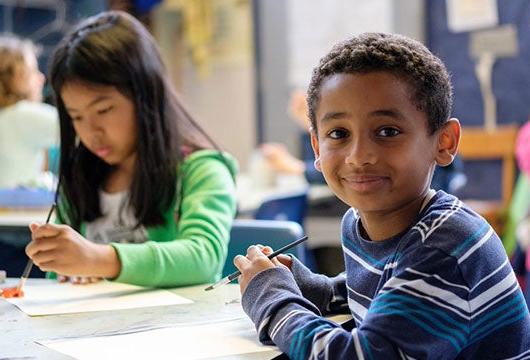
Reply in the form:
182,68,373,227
57,150,237,287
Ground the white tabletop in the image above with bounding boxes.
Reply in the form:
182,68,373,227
0,279,281,360
0,175,334,228
0,208,51,227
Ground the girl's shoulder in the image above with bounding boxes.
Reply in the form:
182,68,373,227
180,148,238,177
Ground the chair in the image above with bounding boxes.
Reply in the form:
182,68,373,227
222,219,305,277
458,125,519,235
254,189,309,227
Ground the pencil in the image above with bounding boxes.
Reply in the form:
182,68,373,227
16,203,56,292
204,235,308,291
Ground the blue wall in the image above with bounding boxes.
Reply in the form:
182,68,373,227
0,1,106,85
427,0,529,199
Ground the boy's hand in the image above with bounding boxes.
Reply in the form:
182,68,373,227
234,245,291,294
26,223,120,278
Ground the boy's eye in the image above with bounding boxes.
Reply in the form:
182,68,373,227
328,128,349,139
97,106,113,115
377,127,400,137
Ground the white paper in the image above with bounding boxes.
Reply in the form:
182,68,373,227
447,0,498,33
5,280,193,316
38,318,275,360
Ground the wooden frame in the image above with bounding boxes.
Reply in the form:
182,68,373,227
458,125,519,234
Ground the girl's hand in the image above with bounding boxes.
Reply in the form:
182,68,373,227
233,245,290,295
57,275,103,285
26,223,121,278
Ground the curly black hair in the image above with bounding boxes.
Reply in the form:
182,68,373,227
307,32,452,134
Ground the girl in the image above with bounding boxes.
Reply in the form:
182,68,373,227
0,35,58,188
25,11,238,287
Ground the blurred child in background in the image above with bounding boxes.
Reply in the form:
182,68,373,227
0,35,58,188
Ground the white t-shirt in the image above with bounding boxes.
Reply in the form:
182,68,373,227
85,190,148,244
0,100,58,187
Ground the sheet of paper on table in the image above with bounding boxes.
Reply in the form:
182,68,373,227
4,280,193,316
38,317,275,360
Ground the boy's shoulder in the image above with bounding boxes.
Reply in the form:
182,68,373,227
398,191,506,282
342,191,505,270
411,190,497,253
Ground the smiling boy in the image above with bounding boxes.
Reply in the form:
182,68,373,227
235,33,530,359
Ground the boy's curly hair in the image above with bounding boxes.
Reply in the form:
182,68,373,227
307,32,452,134
0,35,38,107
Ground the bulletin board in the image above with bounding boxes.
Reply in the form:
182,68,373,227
426,0,530,200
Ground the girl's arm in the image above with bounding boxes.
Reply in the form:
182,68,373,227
111,153,237,287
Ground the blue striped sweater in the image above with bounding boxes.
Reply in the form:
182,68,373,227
242,191,530,359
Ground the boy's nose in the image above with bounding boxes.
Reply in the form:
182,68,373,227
344,138,377,166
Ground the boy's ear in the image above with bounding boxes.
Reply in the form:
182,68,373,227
435,118,461,167
310,129,322,172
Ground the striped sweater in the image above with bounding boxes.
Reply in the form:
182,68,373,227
242,191,530,359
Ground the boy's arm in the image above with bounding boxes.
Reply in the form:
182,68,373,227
289,256,348,315
243,246,492,359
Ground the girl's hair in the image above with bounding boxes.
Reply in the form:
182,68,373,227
0,35,39,107
50,10,219,230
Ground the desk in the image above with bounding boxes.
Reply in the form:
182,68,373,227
0,208,49,230
0,279,281,359
0,176,334,229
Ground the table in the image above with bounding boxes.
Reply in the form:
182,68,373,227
0,208,50,230
0,279,282,359
0,175,334,231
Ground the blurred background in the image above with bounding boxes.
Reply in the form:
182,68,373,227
1,0,530,279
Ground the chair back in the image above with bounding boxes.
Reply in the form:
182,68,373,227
223,219,305,277
254,189,308,227
458,125,519,234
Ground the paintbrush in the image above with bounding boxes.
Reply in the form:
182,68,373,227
204,235,308,291
16,203,56,292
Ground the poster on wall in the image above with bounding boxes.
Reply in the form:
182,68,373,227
287,0,393,89
447,0,498,33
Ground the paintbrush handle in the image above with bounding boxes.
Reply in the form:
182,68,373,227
205,235,309,291
17,203,56,290
227,235,309,281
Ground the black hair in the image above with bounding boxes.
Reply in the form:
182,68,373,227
50,10,220,230
307,32,453,134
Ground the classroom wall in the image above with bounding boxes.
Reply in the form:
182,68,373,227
427,0,530,200
257,0,426,157
0,1,106,99
154,1,256,171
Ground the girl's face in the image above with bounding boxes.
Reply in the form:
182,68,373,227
311,72,439,217
61,82,138,169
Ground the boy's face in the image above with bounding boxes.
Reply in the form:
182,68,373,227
311,72,446,215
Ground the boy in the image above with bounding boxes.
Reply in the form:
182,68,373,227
234,33,530,359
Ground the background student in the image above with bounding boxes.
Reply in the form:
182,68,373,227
235,33,530,358
0,34,58,188
25,10,237,287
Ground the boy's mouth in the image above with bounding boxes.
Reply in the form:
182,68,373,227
341,175,389,192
